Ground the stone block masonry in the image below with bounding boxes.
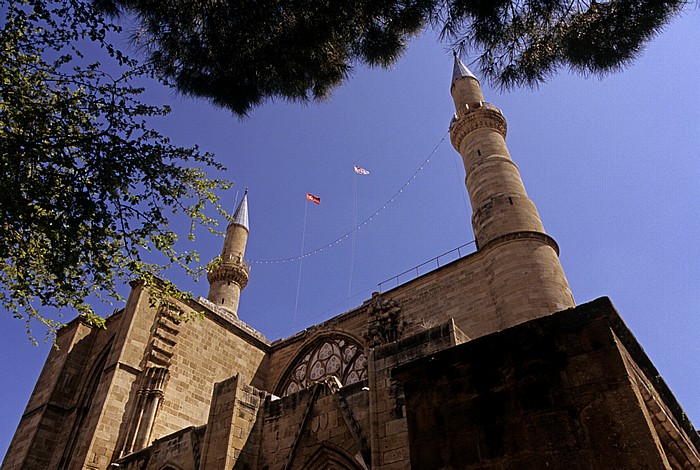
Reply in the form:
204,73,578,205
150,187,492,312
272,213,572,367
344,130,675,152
5,54,699,470
393,298,700,469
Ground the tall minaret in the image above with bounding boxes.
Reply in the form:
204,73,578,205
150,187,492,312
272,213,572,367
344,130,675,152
207,190,250,317
449,53,575,327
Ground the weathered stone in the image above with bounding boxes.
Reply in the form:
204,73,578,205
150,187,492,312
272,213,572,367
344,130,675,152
4,56,698,470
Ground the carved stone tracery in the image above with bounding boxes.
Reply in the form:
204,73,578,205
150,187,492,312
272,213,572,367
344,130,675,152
280,336,367,397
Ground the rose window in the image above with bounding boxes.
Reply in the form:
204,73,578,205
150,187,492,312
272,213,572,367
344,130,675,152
279,336,367,396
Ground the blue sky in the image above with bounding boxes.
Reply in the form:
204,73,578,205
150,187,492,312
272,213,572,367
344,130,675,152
2,10,699,460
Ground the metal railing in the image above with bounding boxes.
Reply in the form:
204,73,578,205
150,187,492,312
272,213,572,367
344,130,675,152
378,241,476,293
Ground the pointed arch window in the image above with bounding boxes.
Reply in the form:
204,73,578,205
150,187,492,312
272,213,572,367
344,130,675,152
279,335,367,397
303,445,366,470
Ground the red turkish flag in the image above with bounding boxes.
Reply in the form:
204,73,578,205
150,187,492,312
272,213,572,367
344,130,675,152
306,193,321,205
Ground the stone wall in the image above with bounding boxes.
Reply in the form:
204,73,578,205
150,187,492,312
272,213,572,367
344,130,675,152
368,319,469,469
393,298,698,469
199,375,264,469
381,251,493,339
110,287,269,465
3,309,122,470
146,298,268,442
3,281,271,469
254,380,370,470
117,426,204,470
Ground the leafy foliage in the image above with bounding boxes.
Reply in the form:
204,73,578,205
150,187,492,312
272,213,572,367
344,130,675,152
101,0,687,115
0,0,230,341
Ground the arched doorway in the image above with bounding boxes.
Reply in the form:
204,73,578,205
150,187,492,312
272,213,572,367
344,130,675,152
302,445,366,470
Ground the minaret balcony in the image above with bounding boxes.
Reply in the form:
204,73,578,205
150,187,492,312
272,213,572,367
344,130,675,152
449,102,508,150
206,258,251,288
449,101,503,130
222,257,251,273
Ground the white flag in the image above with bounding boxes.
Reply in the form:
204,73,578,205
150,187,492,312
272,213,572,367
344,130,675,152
354,165,370,175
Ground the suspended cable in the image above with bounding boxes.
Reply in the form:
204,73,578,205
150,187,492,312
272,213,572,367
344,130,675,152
348,172,358,299
292,200,309,328
248,130,450,264
240,98,454,219
276,238,477,337
278,284,377,338
451,147,471,219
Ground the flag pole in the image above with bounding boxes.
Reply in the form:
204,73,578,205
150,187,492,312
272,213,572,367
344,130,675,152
293,198,309,328
348,172,358,299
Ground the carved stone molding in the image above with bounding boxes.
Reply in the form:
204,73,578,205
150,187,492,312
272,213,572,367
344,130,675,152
364,293,406,348
141,366,169,394
478,230,561,256
206,261,250,289
122,366,170,455
450,107,508,151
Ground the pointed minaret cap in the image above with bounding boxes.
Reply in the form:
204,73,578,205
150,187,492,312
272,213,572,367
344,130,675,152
229,189,249,230
452,51,477,86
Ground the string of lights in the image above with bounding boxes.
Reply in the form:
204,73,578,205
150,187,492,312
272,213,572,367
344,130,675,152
247,130,450,264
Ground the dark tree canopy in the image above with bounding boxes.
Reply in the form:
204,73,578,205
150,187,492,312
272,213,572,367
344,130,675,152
1,0,230,340
98,0,435,115
100,0,687,115
437,0,688,88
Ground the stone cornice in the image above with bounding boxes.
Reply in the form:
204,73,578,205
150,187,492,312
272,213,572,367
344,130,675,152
450,106,508,150
270,304,367,350
478,230,560,255
207,262,250,289
194,296,271,349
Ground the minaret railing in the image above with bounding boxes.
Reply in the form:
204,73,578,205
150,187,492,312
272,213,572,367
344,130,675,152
449,101,503,129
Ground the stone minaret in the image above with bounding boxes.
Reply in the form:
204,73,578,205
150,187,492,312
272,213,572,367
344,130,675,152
207,190,250,317
449,53,575,327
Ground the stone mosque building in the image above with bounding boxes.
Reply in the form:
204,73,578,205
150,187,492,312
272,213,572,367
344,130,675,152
4,56,699,469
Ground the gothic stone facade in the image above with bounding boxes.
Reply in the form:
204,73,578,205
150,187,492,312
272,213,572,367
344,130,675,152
5,269,699,469
4,57,700,469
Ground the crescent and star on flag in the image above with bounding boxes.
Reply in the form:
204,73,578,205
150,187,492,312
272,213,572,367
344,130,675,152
306,193,321,205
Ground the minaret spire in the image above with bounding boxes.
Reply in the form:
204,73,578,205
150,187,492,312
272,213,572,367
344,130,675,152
450,52,485,111
452,50,476,84
449,53,574,328
230,188,249,230
206,190,251,317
